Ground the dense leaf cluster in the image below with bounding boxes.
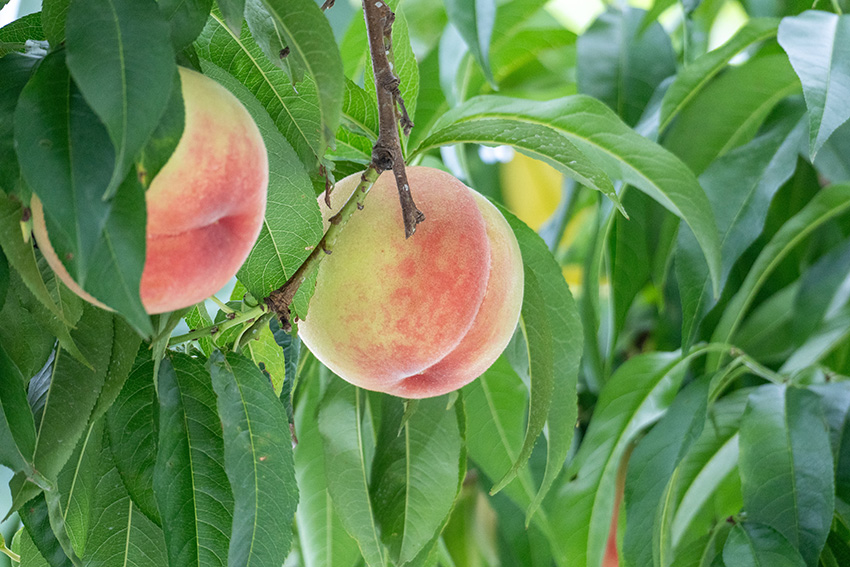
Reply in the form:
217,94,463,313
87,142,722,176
0,0,849,566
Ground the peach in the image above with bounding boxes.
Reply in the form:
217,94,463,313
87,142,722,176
298,166,524,398
32,66,268,314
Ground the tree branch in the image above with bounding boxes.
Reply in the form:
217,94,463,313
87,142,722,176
363,0,423,238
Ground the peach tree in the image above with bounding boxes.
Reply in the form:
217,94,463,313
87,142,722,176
0,0,849,566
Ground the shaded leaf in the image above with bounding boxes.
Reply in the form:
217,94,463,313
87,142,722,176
0,342,38,474
0,53,38,194
18,494,75,567
158,0,213,51
444,0,496,85
722,523,806,567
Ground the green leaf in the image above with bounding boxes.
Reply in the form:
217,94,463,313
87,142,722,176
41,0,69,47
808,383,850,505
106,355,161,526
370,395,464,565
444,0,496,85
195,12,325,172
548,350,713,567
18,493,75,567
89,319,142,424
14,52,150,337
83,435,167,567
51,419,103,558
158,0,212,51
0,53,38,194
198,61,323,298
739,385,833,567
0,12,44,57
254,0,343,157
778,11,850,159
31,305,114,485
342,78,379,141
814,118,850,184
489,207,581,524
722,523,806,567
622,377,709,567
577,7,676,127
792,237,850,344
709,184,850,369
416,95,722,292
0,343,38,474
664,53,801,174
292,362,361,567
216,0,246,35
677,103,806,349
0,273,55,380
659,18,780,132
184,303,214,357
317,379,387,567
135,71,185,189
208,351,298,567
14,527,52,567
65,0,176,200
153,354,234,567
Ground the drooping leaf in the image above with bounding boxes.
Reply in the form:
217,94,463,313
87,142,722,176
664,53,801,174
370,395,465,565
18,494,74,567
216,0,246,35
622,377,709,567
198,61,323,299
738,385,833,567
14,52,150,336
153,354,234,567
416,95,722,292
292,362,361,567
709,184,850,369
158,0,213,51
778,11,850,158
548,350,714,567
41,0,69,47
577,7,676,127
659,18,780,131
489,207,581,524
792,236,850,344
0,343,38,474
106,355,161,526
65,0,176,200
209,351,298,567
13,526,52,567
317,379,387,567
677,103,806,349
0,53,39,194
444,0,496,85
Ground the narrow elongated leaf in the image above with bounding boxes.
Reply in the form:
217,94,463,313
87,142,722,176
548,350,713,567
490,207,581,524
659,18,780,131
0,276,54,385
198,61,322,298
293,362,361,567
622,378,709,567
18,494,74,567
65,0,176,199
793,237,850,343
14,52,150,336
209,351,298,567
83,433,167,567
0,53,38,194
664,53,801,174
317,379,387,567
778,11,850,158
14,527,52,567
416,95,722,292
709,184,850,368
370,395,464,565
809,383,850,505
577,7,676,127
677,104,806,349
739,385,833,567
41,0,69,47
444,0,496,84
217,0,246,35
254,0,342,156
153,354,233,567
0,343,38,473
195,12,325,171
106,356,161,526
31,305,114,484
722,523,806,567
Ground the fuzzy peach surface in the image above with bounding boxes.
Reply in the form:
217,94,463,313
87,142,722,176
33,66,268,314
298,166,524,399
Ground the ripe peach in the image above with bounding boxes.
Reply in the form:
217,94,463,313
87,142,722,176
298,166,524,398
32,66,268,314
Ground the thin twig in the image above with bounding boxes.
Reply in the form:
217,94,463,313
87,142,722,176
321,0,336,10
362,0,423,238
